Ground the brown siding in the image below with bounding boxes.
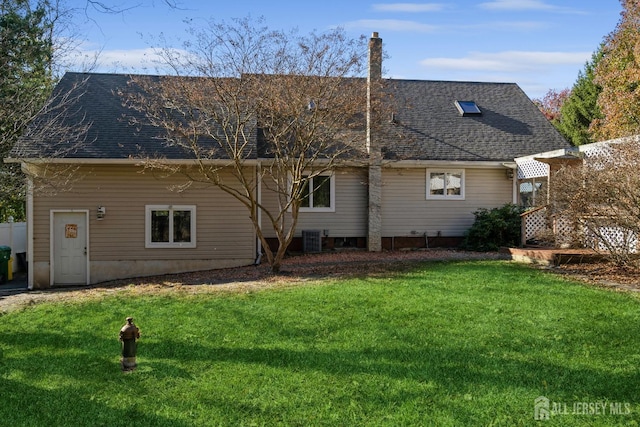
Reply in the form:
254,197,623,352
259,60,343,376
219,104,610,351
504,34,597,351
381,167,513,238
32,165,255,265
260,168,368,239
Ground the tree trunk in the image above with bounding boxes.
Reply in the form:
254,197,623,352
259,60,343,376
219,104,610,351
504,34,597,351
270,238,289,273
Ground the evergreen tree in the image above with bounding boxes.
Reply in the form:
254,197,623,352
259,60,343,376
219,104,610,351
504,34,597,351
556,47,603,146
0,0,55,221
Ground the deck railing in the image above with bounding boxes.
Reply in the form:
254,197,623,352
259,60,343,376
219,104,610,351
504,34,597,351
520,205,549,246
520,207,637,252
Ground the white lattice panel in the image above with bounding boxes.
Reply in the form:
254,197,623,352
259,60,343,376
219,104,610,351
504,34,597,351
524,210,547,240
582,143,612,160
584,225,638,253
582,143,613,171
516,158,549,179
581,135,639,160
522,208,581,247
553,214,575,247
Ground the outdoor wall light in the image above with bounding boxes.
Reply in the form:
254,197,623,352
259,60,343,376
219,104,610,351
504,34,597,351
97,206,106,220
505,168,515,179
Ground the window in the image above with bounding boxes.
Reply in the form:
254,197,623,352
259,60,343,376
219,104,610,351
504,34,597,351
145,205,196,248
519,178,545,208
455,100,482,116
300,173,335,212
427,169,465,200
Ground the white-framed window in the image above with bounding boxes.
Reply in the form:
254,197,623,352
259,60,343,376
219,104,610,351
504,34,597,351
145,205,196,248
426,169,465,200
299,173,335,212
519,178,545,208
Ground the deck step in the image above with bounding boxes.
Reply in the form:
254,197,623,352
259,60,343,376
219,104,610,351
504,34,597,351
500,247,605,266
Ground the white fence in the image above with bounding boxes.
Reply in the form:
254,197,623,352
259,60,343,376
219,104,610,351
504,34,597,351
0,221,27,272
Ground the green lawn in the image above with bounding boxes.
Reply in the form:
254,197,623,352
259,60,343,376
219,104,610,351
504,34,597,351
1,260,639,426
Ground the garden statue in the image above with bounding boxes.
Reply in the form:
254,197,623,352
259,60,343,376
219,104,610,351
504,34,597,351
119,317,140,371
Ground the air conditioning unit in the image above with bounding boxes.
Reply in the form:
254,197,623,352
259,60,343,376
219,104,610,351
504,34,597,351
302,230,322,253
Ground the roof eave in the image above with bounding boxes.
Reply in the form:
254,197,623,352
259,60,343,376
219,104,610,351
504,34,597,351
4,157,261,166
383,159,511,168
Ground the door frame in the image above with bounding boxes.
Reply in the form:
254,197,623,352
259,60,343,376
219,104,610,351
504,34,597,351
50,210,90,286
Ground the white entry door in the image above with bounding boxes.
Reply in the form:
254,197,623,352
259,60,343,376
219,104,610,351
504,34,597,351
53,212,88,285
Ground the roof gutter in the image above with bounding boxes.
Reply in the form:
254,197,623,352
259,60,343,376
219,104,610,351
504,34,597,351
4,157,262,166
4,156,374,169
6,157,513,169
382,159,513,169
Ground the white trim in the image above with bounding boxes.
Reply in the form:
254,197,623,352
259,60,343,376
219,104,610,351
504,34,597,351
299,173,336,213
5,157,261,166
26,175,34,290
256,163,262,260
383,160,506,169
514,136,639,164
50,209,90,287
145,205,197,248
8,157,508,169
514,148,575,163
426,169,465,200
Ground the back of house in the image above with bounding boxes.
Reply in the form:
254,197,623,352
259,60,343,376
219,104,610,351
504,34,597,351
5,62,569,288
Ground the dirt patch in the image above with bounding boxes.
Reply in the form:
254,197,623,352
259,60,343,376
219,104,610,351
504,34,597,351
1,249,638,314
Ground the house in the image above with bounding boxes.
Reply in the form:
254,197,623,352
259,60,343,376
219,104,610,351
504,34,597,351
5,33,570,289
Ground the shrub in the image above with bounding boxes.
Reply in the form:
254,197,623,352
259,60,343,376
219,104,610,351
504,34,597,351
462,203,523,251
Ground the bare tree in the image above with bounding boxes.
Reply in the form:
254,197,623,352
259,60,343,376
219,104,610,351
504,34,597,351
549,138,640,269
9,75,91,189
82,0,180,14
123,17,382,273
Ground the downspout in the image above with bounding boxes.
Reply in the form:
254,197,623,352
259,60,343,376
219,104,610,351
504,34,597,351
254,162,263,265
507,163,518,204
512,173,518,205
23,165,34,290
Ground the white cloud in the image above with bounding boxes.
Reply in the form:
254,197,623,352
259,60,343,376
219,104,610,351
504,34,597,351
343,19,437,32
96,49,164,69
372,3,446,12
478,0,557,11
420,51,591,73
463,21,548,31
478,0,585,14
63,46,189,74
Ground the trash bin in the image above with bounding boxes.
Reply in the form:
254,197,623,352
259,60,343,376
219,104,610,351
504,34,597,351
0,246,11,284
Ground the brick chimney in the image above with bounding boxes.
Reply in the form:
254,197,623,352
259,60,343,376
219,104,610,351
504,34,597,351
368,32,382,82
367,32,382,252
366,31,382,155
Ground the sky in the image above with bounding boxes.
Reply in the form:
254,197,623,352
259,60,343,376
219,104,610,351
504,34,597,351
63,0,623,99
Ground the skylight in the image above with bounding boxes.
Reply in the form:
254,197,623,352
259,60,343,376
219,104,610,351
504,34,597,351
455,100,482,116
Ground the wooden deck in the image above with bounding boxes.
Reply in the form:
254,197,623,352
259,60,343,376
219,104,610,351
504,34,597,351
500,247,605,266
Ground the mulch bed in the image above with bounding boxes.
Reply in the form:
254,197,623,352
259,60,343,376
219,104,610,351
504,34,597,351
554,261,640,292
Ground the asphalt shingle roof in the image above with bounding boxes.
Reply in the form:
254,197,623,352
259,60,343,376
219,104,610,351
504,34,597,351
382,79,570,161
10,72,242,160
8,72,570,162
